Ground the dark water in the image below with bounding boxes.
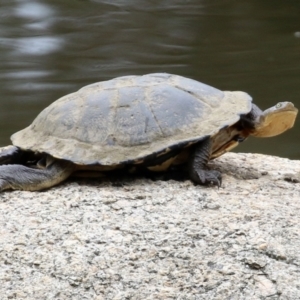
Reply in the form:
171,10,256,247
0,0,299,159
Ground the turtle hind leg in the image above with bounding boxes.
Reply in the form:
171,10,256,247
0,158,74,192
0,145,24,165
188,137,222,187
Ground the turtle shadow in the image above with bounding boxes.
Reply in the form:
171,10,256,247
69,167,189,188
65,158,265,189
210,159,264,181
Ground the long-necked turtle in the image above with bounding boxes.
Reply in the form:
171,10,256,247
0,73,298,191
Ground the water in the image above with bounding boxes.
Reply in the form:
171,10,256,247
0,0,299,159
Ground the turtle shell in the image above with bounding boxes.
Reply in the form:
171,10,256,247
11,73,252,165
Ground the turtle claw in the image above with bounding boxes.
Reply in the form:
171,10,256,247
197,169,222,187
211,170,222,187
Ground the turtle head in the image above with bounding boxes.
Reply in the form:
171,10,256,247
251,102,298,137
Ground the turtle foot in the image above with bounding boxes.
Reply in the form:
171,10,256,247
0,146,23,165
193,169,222,187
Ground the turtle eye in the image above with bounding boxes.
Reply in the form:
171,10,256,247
276,103,282,109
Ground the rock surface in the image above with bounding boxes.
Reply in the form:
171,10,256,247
0,152,299,300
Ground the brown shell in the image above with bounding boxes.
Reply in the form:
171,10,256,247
11,73,252,165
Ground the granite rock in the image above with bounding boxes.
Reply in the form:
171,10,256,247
0,153,299,299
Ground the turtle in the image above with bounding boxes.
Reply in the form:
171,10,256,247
0,73,298,192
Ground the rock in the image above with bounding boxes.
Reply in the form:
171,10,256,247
0,152,299,299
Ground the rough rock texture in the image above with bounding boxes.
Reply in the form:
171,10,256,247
0,152,299,300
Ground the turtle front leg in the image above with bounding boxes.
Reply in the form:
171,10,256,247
0,157,74,192
188,137,222,187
